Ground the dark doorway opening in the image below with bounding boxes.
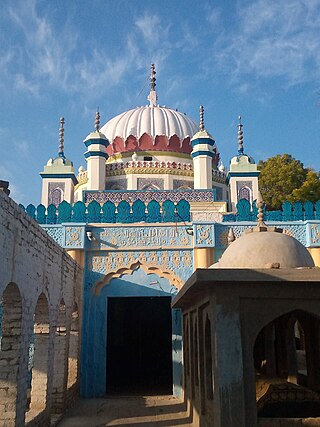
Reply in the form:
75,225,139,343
106,296,173,395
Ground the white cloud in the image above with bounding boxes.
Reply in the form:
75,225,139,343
135,13,162,45
15,74,39,96
7,0,76,89
213,0,320,86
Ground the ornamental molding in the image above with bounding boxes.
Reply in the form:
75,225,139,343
106,168,194,177
106,160,193,171
84,189,216,204
93,260,184,295
106,151,192,162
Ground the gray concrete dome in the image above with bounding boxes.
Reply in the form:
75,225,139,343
212,228,315,269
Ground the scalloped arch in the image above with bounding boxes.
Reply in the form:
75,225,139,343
93,260,184,296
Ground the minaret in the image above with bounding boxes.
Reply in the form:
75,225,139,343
191,106,216,189
227,115,260,211
83,110,109,190
40,117,77,206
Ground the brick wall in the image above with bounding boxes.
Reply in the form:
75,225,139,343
0,191,83,427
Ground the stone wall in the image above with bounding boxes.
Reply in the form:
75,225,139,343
0,191,83,427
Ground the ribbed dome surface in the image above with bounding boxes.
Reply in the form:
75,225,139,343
100,105,198,142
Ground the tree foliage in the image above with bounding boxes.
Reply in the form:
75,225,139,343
258,154,320,210
292,170,320,203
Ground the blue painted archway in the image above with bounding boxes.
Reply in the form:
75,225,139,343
81,267,182,397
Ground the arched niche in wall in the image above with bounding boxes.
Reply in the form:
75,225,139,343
254,309,320,419
27,293,50,420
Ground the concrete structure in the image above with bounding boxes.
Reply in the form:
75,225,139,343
34,65,320,404
1,64,317,426
0,189,83,427
173,204,320,426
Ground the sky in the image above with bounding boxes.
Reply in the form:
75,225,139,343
0,0,320,206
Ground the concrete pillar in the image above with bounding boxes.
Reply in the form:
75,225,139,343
194,248,214,269
0,284,22,427
67,304,79,389
212,297,247,427
52,302,68,414
67,250,85,268
286,321,298,384
308,248,320,267
264,323,276,377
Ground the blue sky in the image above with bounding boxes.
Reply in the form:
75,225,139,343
0,0,320,206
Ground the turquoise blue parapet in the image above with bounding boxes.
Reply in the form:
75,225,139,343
19,199,191,224
223,199,320,222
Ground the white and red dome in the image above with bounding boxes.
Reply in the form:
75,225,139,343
100,105,198,156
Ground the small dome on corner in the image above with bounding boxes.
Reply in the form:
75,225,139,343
211,228,315,269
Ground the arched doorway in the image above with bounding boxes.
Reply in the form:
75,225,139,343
27,293,50,419
254,310,320,419
82,266,183,397
106,295,172,394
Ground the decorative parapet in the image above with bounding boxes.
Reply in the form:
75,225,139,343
223,199,320,222
106,160,193,175
84,189,216,204
20,197,192,224
104,160,226,180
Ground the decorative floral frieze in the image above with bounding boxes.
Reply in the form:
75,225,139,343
84,189,216,204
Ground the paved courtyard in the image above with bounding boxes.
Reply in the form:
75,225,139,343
57,395,193,427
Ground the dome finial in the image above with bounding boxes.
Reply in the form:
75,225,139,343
147,63,158,107
237,115,244,155
58,117,65,158
256,191,267,228
199,105,205,131
95,108,100,132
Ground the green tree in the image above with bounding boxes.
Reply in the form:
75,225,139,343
258,154,308,210
292,170,320,203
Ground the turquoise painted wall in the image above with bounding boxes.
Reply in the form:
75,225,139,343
81,267,183,397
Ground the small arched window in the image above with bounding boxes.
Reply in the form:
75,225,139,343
238,186,250,202
50,187,63,206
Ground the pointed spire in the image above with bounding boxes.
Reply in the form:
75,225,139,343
95,109,100,132
237,115,244,155
147,63,158,107
58,117,65,158
199,105,205,131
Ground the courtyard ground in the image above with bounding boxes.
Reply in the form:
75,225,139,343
57,395,193,427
